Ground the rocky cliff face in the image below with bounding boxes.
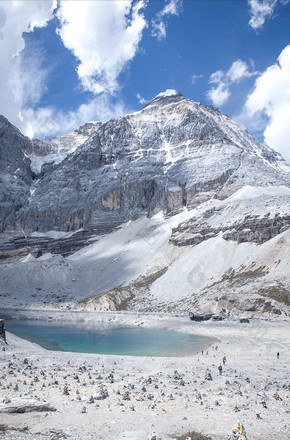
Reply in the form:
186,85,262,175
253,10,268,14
4,90,288,237
0,91,290,274
171,193,290,247
0,116,33,233
0,89,289,316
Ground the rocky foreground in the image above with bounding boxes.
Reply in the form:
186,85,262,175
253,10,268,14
0,313,289,440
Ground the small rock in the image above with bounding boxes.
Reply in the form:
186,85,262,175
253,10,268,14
260,400,267,408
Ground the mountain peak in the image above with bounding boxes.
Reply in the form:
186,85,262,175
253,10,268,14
154,89,182,99
147,89,184,106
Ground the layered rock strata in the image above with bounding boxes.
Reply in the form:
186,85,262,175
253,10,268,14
1,91,289,262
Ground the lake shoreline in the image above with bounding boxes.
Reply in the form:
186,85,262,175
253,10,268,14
0,311,289,440
4,316,216,357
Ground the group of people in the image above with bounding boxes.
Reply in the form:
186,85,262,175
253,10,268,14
202,346,227,377
218,356,227,375
205,349,280,379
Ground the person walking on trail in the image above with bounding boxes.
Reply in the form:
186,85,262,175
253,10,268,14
277,352,280,359
218,364,222,375
222,356,226,365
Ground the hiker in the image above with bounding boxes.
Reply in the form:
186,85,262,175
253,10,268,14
218,364,222,375
277,352,280,359
222,355,226,365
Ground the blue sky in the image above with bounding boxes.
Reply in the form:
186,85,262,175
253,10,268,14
0,0,290,162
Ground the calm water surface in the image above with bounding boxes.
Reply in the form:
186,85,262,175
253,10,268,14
5,319,213,357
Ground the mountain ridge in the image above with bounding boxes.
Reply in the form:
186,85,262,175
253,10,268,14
11,91,290,235
0,92,289,316
1,91,289,240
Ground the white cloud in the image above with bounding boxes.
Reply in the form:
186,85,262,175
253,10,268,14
22,95,131,140
151,0,182,41
0,1,56,134
11,43,50,111
151,20,166,41
57,0,147,94
207,59,257,106
227,60,256,82
246,44,290,162
207,83,230,107
162,0,181,16
209,70,224,84
248,0,277,29
248,0,290,30
0,1,147,140
136,93,147,105
191,74,203,84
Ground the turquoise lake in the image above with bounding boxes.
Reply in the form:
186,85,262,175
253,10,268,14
5,319,213,357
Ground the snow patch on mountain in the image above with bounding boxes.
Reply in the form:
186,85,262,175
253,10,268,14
29,132,88,174
155,89,181,99
0,92,289,316
28,123,100,173
227,185,290,201
0,186,289,316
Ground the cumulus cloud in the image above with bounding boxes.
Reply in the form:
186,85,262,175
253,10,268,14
207,83,230,107
0,1,148,139
248,0,290,30
151,0,182,41
227,60,255,82
0,1,56,134
207,59,257,106
246,44,290,162
57,0,147,94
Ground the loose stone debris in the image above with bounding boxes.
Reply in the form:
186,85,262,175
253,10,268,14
0,314,289,440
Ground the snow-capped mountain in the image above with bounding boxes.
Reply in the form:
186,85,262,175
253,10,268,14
0,91,289,315
16,90,290,234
